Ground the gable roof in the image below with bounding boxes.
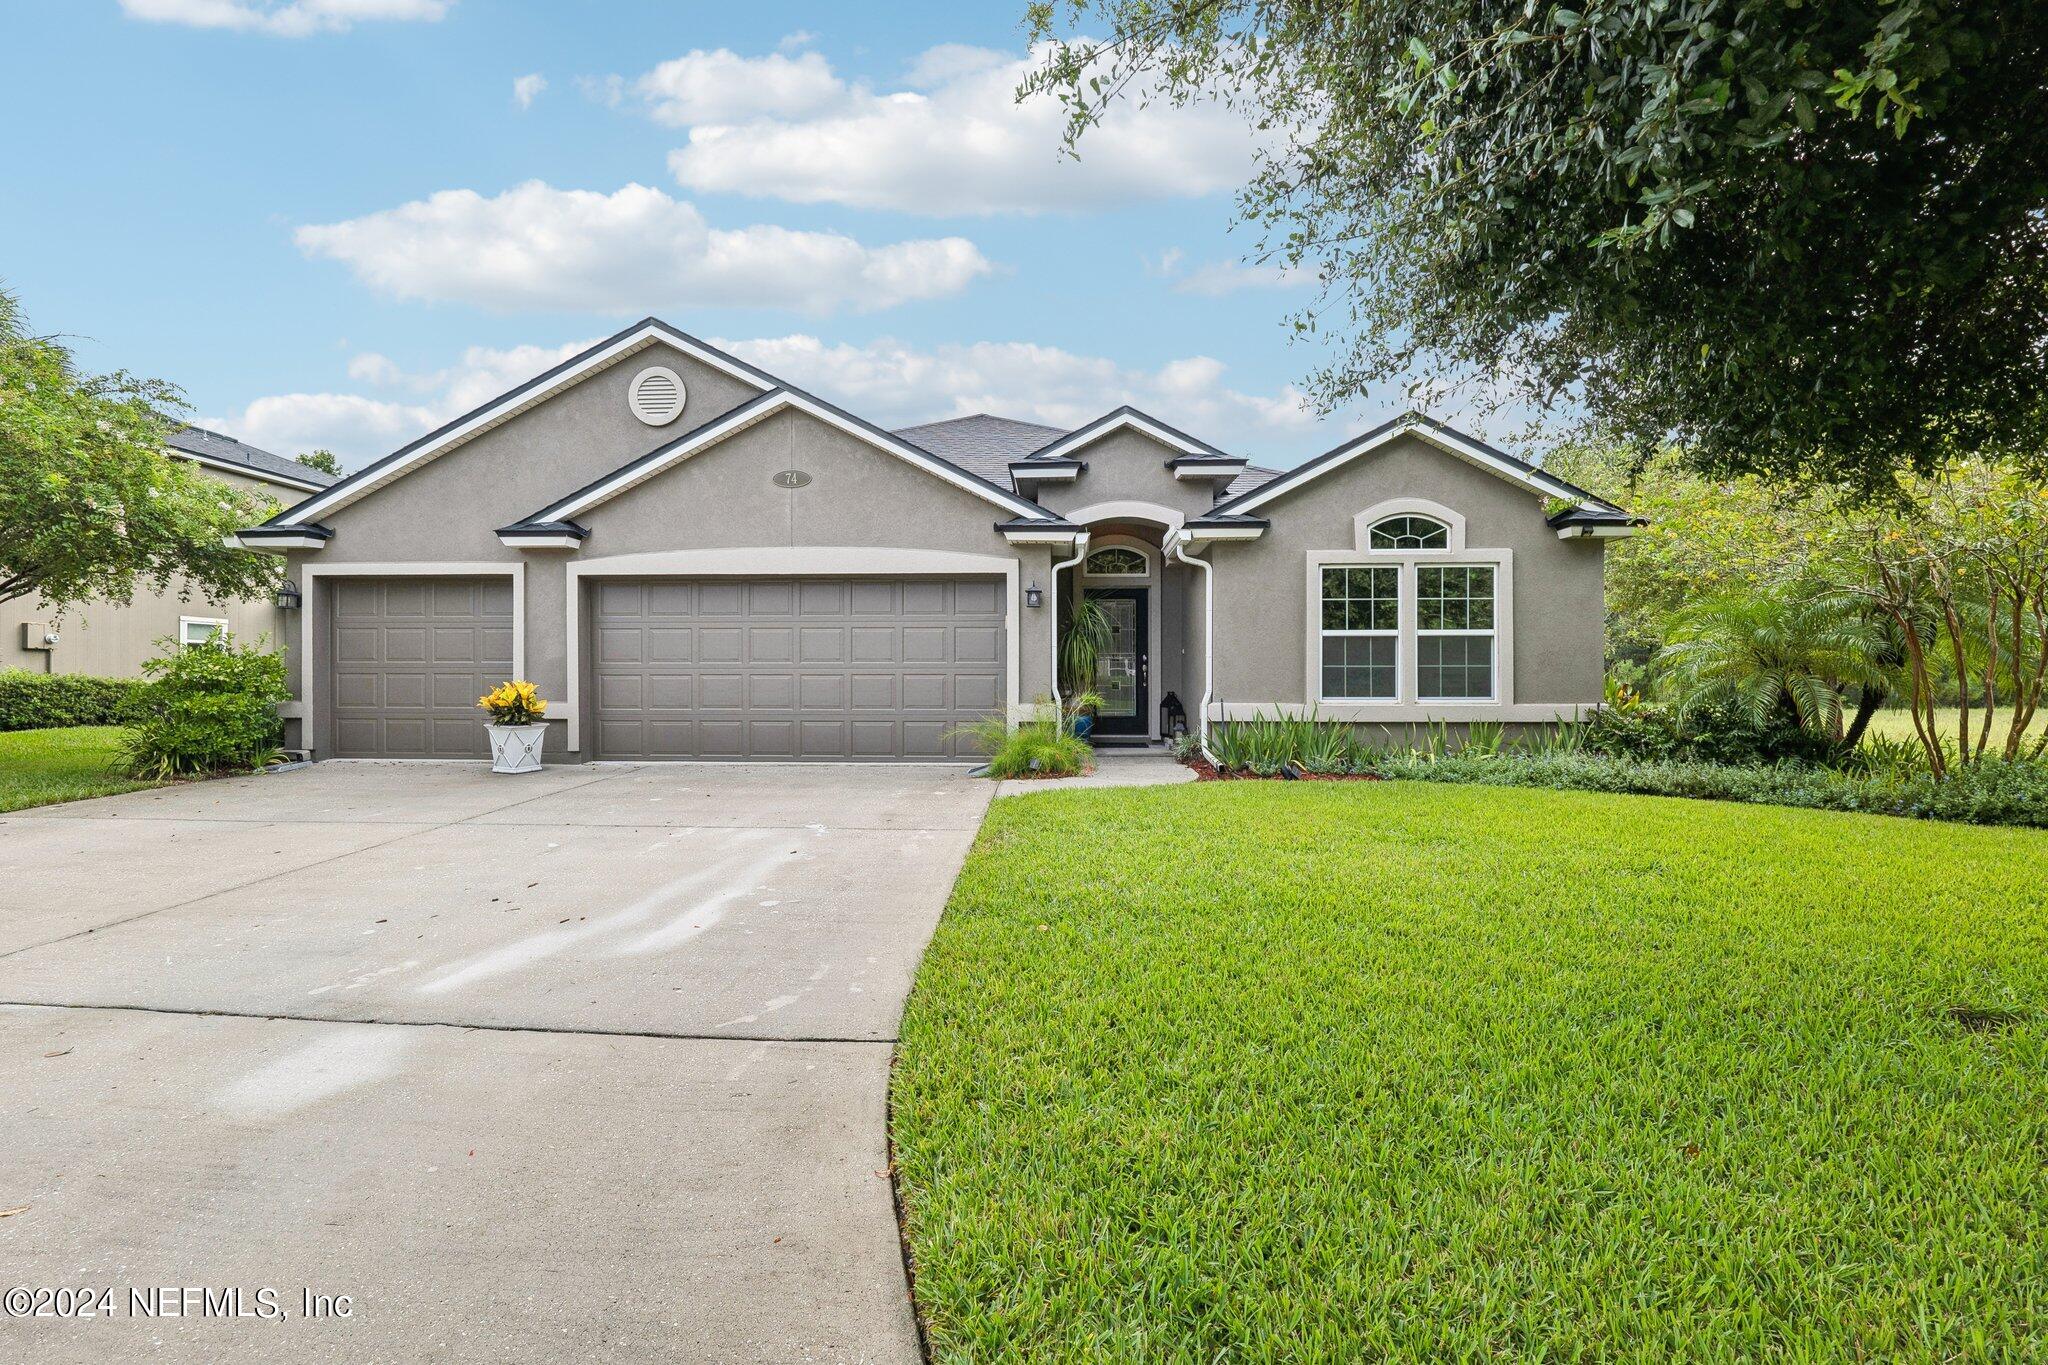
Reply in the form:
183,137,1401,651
263,318,778,528
168,424,335,494
892,414,1066,485
1022,405,1230,463
507,388,1052,530
1213,412,1622,517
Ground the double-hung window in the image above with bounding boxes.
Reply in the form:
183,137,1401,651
1318,566,1399,700
1416,566,1496,700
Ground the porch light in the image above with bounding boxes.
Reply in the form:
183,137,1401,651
275,581,302,611
1024,581,1044,609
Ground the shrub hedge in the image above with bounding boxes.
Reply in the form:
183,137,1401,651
1375,751,2048,828
0,669,144,731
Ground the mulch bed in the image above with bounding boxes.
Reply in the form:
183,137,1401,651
1184,756,1384,783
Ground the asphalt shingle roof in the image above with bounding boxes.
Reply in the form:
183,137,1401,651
166,424,338,490
893,412,1283,500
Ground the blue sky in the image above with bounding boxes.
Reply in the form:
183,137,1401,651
4,0,1476,472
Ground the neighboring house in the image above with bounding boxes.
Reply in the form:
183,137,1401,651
234,318,1639,763
7,426,336,678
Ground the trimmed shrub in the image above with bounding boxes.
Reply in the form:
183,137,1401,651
0,669,144,731
956,706,1093,779
120,634,289,778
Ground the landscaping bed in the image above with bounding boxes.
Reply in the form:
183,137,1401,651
893,781,2047,1360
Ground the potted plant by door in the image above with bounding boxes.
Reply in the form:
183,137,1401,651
477,680,548,773
1060,597,1114,742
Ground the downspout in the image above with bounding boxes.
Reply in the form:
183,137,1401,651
1167,529,1214,758
1048,532,1090,721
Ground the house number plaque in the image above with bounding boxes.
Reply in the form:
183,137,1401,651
772,470,812,488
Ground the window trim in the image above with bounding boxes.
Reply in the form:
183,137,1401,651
1414,563,1499,703
1316,564,1401,703
1302,546,1514,717
1080,544,1152,579
179,615,229,648
1366,513,1452,552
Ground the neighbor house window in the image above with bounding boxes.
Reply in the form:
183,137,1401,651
1083,546,1148,577
179,616,228,648
1319,566,1399,700
1368,515,1449,550
1416,566,1496,700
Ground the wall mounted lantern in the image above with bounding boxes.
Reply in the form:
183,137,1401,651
1024,581,1044,609
276,581,303,611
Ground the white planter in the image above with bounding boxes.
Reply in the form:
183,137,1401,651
486,722,547,774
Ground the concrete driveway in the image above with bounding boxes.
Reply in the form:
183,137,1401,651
0,761,993,1362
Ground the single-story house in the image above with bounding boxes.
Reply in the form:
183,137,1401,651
234,318,1639,762
8,426,335,677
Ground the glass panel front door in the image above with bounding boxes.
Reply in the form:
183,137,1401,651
1088,589,1147,736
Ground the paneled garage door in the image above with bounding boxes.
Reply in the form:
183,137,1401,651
331,578,515,758
592,578,1005,761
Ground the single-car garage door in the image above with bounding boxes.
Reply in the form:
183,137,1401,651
592,578,1004,761
331,578,514,758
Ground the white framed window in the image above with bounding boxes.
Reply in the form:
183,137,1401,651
179,616,228,648
1318,566,1400,701
1416,565,1497,700
1082,545,1149,578
1368,514,1450,550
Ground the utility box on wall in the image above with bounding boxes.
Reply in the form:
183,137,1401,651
20,622,58,651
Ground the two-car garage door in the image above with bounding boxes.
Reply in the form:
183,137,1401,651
592,578,1004,761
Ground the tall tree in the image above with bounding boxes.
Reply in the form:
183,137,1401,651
1027,1,2048,493
0,290,278,610
294,448,342,477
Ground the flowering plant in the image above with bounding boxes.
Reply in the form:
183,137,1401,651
478,680,547,726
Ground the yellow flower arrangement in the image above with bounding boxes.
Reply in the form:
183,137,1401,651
477,679,548,726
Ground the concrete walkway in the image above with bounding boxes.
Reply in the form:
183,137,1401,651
0,761,992,1362
995,750,1197,797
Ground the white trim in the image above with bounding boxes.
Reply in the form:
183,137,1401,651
172,448,329,494
1180,525,1264,543
1171,464,1245,481
1027,412,1217,463
1225,418,1601,516
178,615,230,647
532,390,1048,524
1001,527,1083,546
299,563,527,758
1414,563,1500,704
231,532,326,553
496,532,584,551
1209,702,1585,723
1353,497,1465,553
1303,548,1514,713
1010,465,1079,482
1062,500,1187,530
562,547,1023,753
283,323,773,525
1556,523,1641,540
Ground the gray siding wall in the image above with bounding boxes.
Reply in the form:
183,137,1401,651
282,345,1051,758
1206,433,1606,711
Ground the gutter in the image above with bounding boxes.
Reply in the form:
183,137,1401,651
1165,529,1215,761
1047,532,1091,722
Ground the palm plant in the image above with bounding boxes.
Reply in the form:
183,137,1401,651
1657,589,1895,740
1059,596,1114,699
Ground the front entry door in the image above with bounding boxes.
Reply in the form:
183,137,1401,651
1087,588,1149,738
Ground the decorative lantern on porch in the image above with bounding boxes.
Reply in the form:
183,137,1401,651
1160,691,1187,739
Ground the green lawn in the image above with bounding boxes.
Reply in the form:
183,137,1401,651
0,726,157,812
893,782,2047,1361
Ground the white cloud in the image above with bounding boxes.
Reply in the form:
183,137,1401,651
1171,260,1315,297
576,73,625,108
710,333,1327,453
119,0,451,37
776,30,818,54
634,49,844,127
512,72,546,110
662,42,1259,215
293,181,994,314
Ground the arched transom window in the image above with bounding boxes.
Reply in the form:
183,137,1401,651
1368,515,1450,550
1083,546,1149,577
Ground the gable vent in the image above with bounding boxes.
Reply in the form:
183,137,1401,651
628,366,687,426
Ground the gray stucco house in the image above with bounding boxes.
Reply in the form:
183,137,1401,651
233,318,1639,762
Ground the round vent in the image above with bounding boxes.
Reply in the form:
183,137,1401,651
628,366,687,426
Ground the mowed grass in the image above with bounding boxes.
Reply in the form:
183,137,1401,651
892,782,2048,1361
0,726,157,812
